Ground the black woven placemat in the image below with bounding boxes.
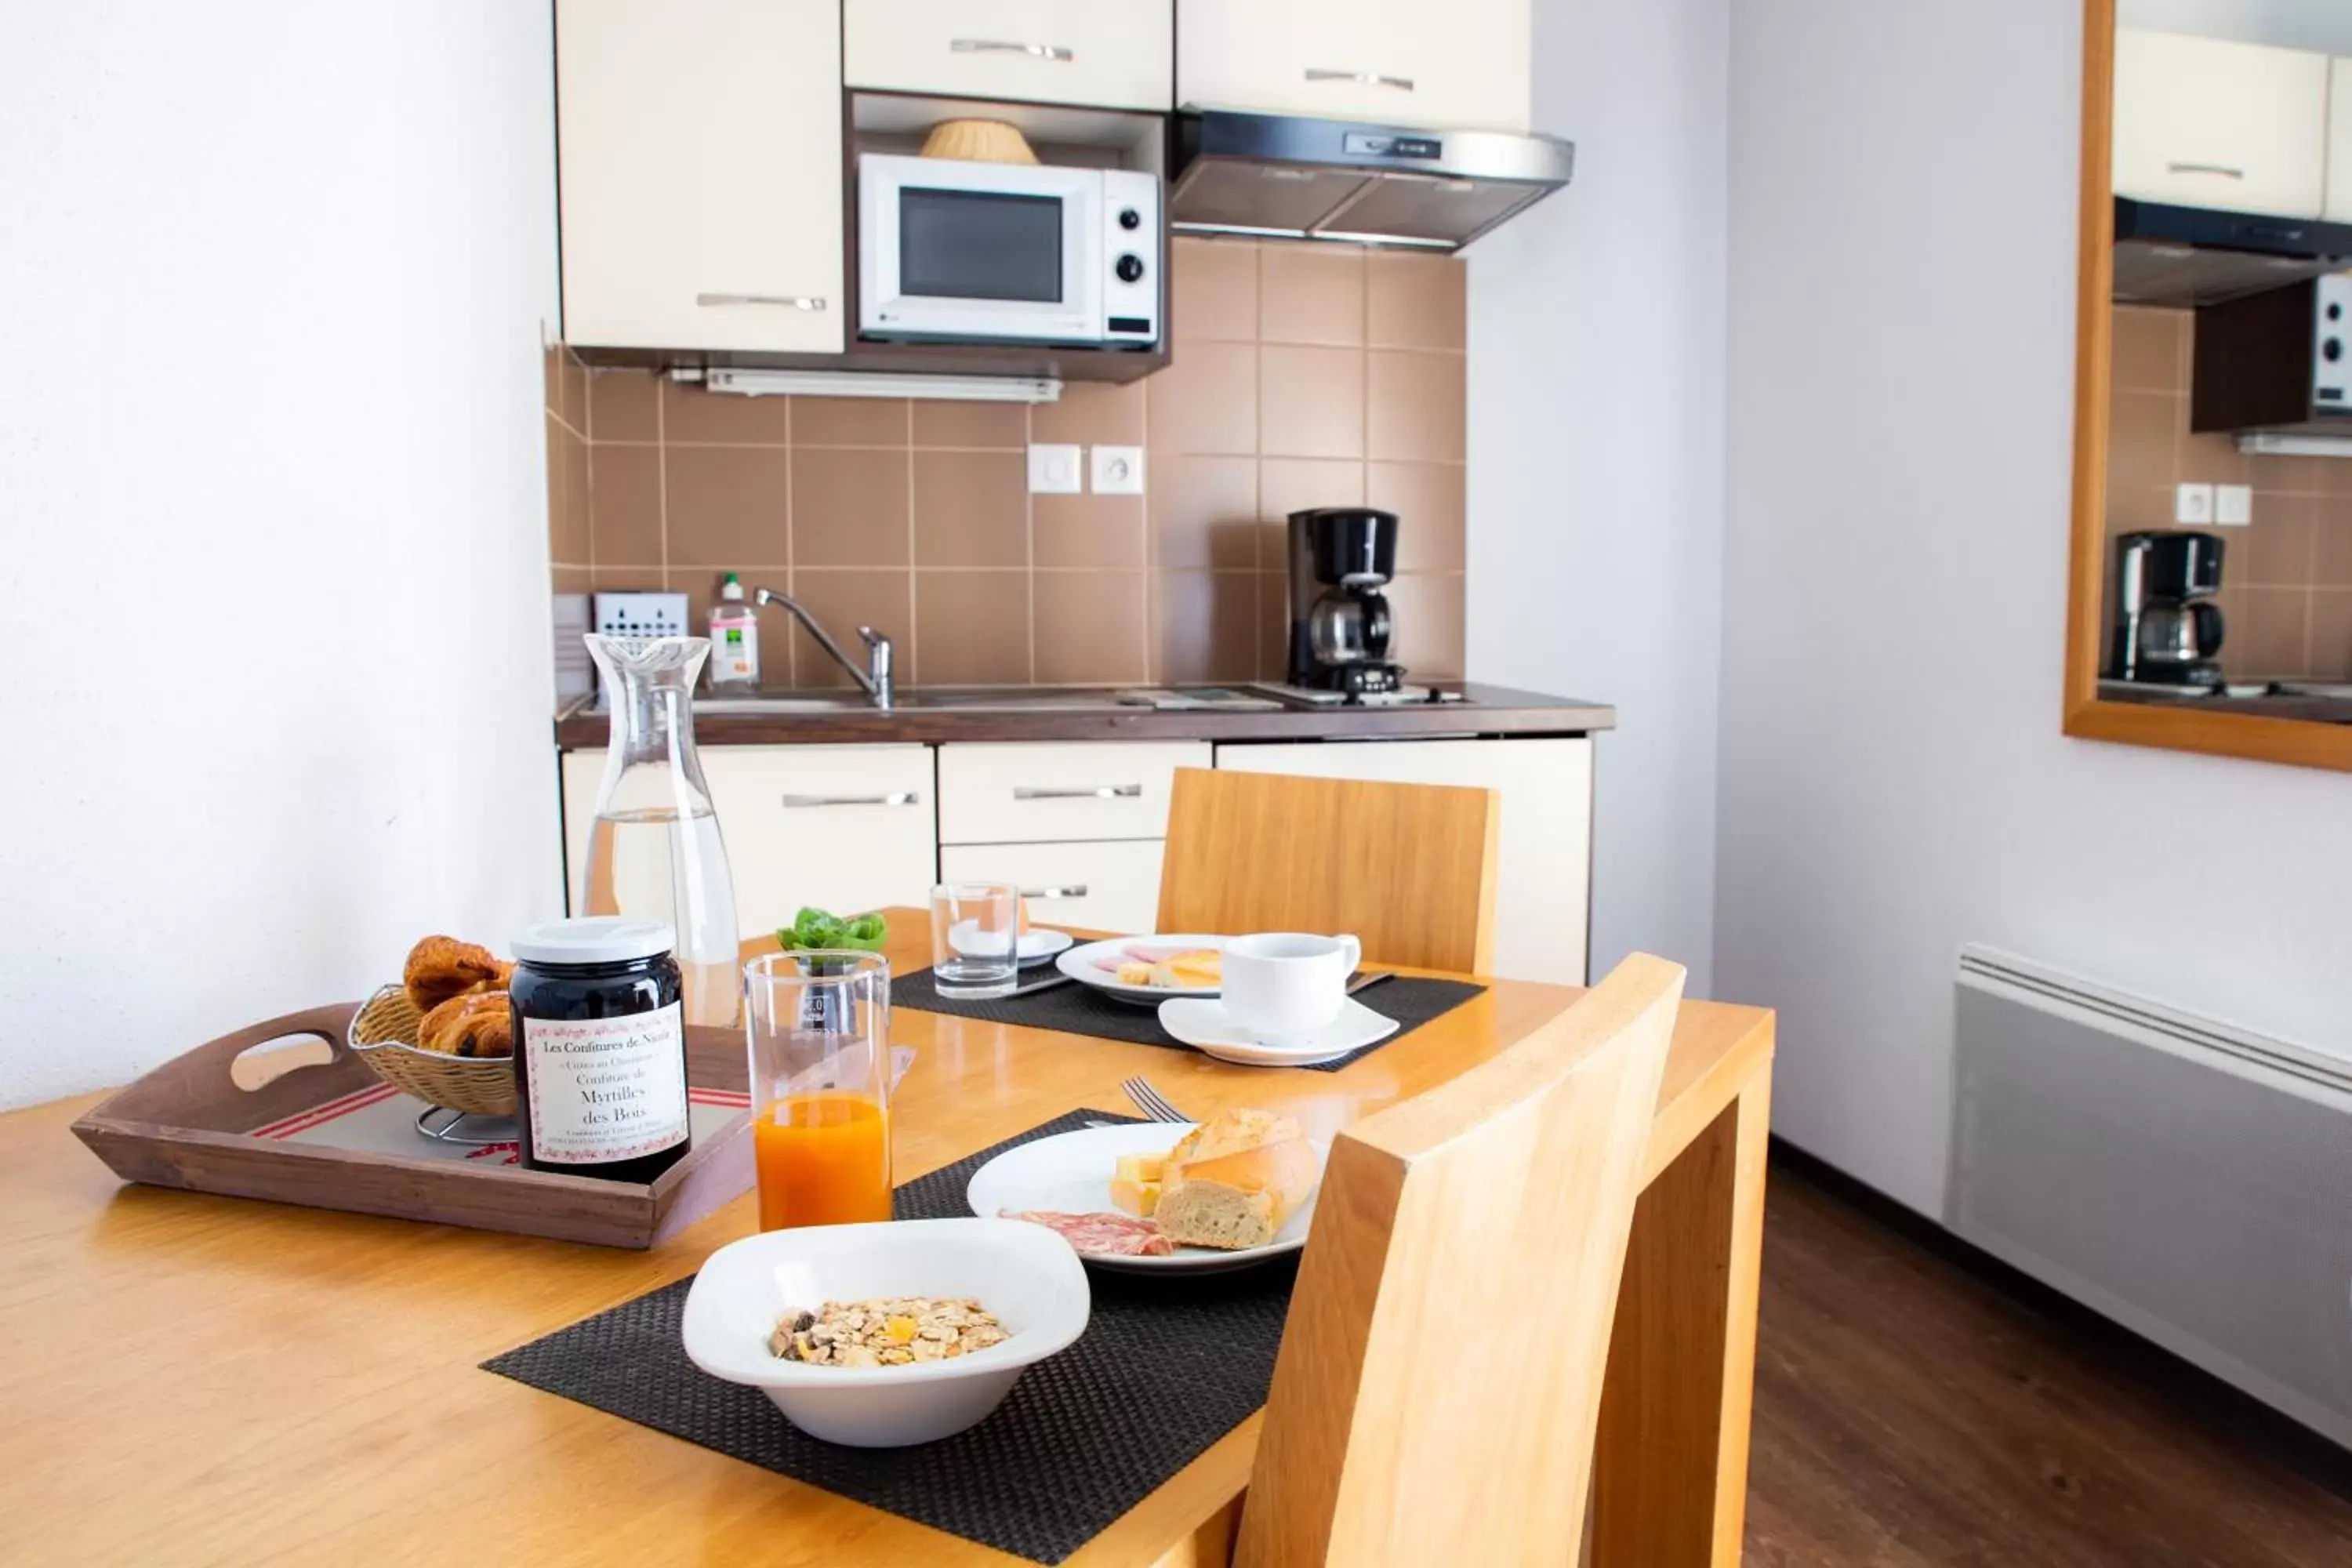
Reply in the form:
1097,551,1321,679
483,1109,1296,1565
894,967,1483,1072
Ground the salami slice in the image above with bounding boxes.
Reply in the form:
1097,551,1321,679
1003,1208,1177,1257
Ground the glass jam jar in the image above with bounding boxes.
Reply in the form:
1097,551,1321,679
510,916,691,1184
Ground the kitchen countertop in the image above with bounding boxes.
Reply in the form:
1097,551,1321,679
554,682,1617,748
2096,679,2352,726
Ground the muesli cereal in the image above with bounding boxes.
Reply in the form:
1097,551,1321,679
769,1297,1009,1367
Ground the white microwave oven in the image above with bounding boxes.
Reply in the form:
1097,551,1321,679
857,154,1161,350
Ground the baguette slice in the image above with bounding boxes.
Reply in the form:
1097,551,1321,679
1154,1109,1317,1250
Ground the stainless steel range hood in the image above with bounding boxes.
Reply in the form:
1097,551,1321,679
1169,110,1574,252
2114,196,2352,307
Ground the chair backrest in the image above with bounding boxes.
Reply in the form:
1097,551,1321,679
1156,768,1501,973
1233,953,1686,1568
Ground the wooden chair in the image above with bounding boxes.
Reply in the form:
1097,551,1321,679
1156,767,1501,973
1231,953,1688,1566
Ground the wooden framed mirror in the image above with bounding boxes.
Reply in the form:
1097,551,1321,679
2066,0,2352,771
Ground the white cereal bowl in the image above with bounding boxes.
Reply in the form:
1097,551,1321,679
680,1217,1091,1447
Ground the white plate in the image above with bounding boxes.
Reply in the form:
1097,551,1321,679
1158,996,1399,1067
1054,935,1228,1005
946,922,1075,967
966,1123,1323,1275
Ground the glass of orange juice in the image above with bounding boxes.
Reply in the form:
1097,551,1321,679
743,950,893,1229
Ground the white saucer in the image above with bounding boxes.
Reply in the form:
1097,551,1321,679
948,922,1075,967
1156,996,1399,1067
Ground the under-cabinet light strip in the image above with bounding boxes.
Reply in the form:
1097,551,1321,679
683,367,1063,403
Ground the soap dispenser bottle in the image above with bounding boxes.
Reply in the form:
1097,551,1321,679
707,573,760,693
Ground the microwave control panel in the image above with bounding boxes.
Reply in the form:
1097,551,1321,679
1100,169,1162,347
2315,274,2352,410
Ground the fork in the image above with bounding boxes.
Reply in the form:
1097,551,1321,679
1121,1076,1191,1124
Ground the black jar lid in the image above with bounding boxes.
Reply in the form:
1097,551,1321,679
512,916,675,967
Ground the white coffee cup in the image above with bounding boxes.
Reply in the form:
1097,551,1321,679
1221,932,1363,1040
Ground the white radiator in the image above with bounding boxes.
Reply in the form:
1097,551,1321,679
1949,946,2352,1446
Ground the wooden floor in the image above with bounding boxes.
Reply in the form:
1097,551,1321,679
1745,1154,2352,1566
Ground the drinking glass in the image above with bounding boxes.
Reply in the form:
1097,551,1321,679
744,951,893,1230
930,882,1020,998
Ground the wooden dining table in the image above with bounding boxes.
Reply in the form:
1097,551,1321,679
0,913,1773,1566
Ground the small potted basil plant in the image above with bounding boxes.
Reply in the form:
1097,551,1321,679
776,908,888,1030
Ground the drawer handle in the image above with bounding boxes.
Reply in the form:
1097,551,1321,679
1011,784,1145,801
2165,162,2245,180
780,791,921,808
696,292,829,311
953,38,1075,63
1305,67,1416,91
1018,885,1089,900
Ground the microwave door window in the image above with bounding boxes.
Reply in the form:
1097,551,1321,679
900,188,1064,303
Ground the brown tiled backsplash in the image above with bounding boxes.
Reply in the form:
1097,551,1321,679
2106,304,2352,680
545,239,1466,687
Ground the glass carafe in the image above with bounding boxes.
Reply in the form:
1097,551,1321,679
581,635,741,1027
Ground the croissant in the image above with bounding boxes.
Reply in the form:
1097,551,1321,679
416,990,514,1058
404,935,508,1012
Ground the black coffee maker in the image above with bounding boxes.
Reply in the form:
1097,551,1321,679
1286,507,1404,695
2109,530,2226,685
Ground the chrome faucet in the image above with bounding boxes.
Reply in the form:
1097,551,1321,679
750,586,894,710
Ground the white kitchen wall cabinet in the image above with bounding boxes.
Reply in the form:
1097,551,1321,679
939,839,1168,935
561,746,935,931
846,0,1172,111
1213,739,1592,984
2113,28,2328,220
557,0,844,353
1176,0,1532,135
2327,60,2352,222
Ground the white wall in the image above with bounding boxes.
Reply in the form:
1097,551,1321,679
1468,0,1730,995
0,4,561,1109
1720,0,2352,1214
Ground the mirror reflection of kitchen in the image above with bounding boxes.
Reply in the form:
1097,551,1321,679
2105,0,2352,720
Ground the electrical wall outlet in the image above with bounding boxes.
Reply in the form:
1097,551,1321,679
2215,484,2253,526
2175,482,2216,525
1090,445,1145,495
1028,443,1082,495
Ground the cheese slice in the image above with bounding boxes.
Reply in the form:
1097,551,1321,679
1109,1151,1168,1217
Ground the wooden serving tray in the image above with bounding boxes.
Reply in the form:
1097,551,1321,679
71,1002,754,1249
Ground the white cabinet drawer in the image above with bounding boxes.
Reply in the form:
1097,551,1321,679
1177,0,1530,134
699,746,937,932
846,0,1171,111
560,749,608,914
1213,738,1591,984
938,742,1210,845
2114,28,2328,219
939,839,1167,936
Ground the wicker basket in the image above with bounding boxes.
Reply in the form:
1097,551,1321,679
920,118,1039,165
349,985,518,1118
